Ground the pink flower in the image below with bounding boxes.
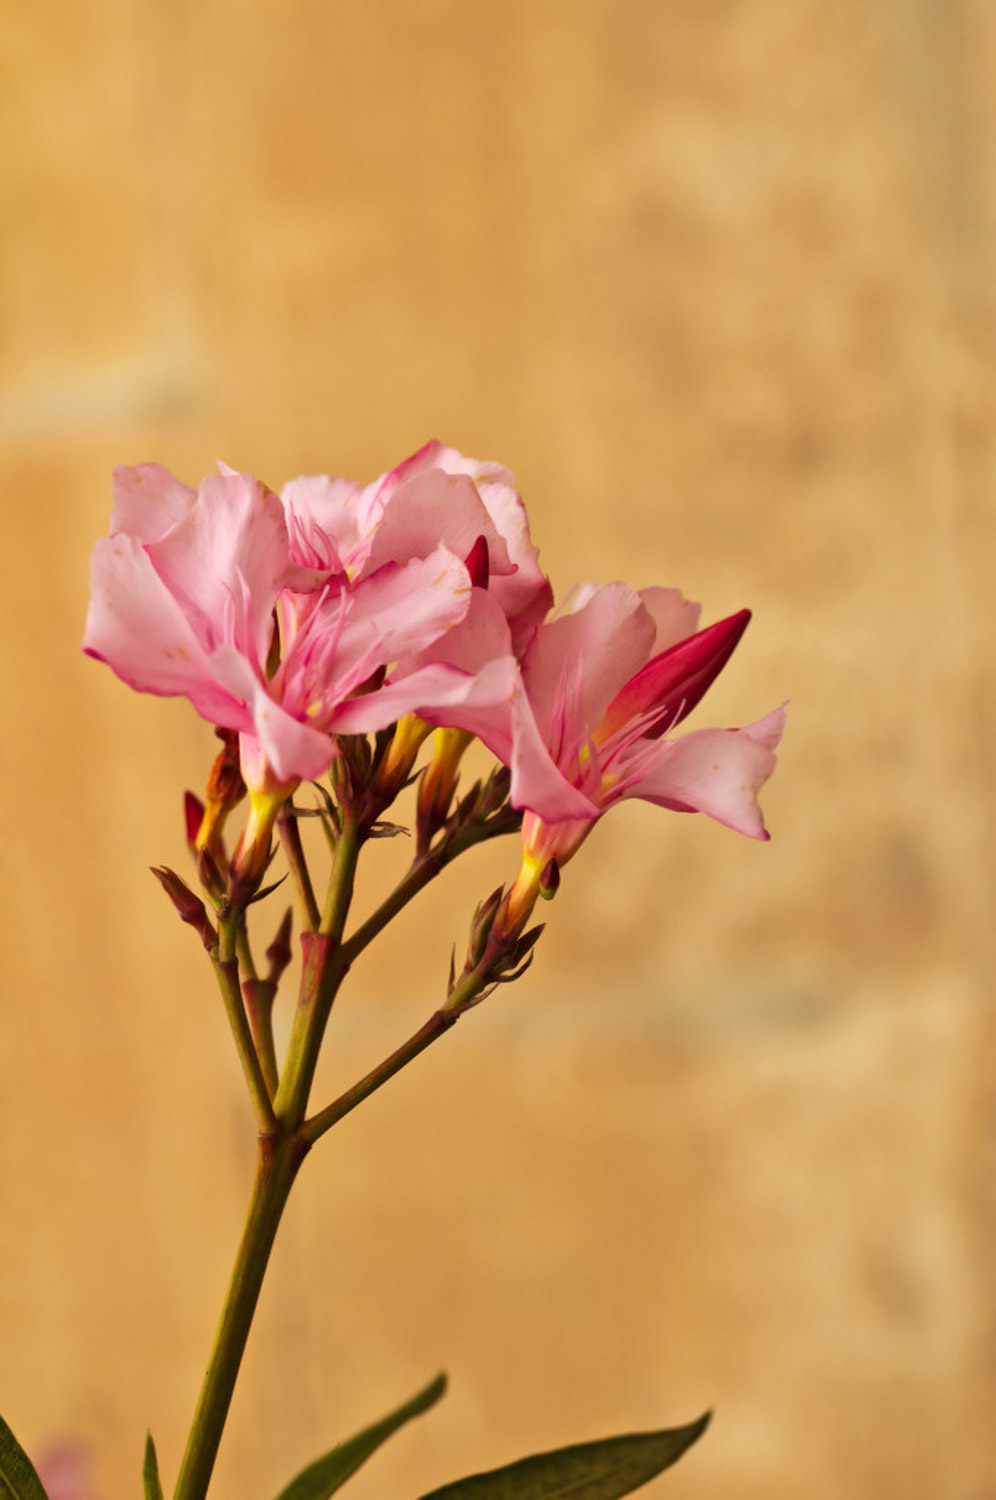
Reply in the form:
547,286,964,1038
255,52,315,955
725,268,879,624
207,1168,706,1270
83,463,479,787
293,443,553,782
443,581,784,931
280,440,553,652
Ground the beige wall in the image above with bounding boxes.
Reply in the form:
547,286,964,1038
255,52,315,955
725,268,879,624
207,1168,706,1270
2,3,995,1496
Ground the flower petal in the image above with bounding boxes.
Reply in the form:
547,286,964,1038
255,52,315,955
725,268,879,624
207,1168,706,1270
363,468,513,578
508,678,602,821
637,586,701,653
146,471,289,669
522,582,655,744
110,463,196,542
83,536,250,728
634,708,785,839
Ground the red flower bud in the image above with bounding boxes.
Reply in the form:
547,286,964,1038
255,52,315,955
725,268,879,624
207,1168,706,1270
151,866,217,951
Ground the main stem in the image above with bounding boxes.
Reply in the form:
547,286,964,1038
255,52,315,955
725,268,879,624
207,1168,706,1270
172,1130,307,1500
173,816,363,1500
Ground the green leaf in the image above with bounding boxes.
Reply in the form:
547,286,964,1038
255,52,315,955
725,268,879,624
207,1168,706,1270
416,1411,711,1500
0,1412,50,1500
143,1433,165,1500
273,1372,447,1500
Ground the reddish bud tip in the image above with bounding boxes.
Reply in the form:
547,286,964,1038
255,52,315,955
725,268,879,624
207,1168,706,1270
151,866,217,951
184,792,205,850
464,534,490,590
538,858,560,900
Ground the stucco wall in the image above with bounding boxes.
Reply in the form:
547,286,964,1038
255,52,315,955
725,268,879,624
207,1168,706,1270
2,4,995,1497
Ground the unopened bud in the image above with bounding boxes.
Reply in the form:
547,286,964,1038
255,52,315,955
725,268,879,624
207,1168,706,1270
372,714,432,802
468,885,503,968
196,728,247,863
538,858,560,900
417,727,474,851
184,791,205,851
151,866,217,951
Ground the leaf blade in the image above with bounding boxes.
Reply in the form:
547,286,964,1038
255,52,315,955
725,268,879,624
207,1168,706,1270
416,1412,711,1500
273,1372,447,1500
143,1433,165,1500
0,1413,50,1500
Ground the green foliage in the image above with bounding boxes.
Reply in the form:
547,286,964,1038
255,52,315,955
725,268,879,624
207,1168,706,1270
0,1412,50,1500
272,1372,447,1500
416,1412,711,1500
143,1433,165,1500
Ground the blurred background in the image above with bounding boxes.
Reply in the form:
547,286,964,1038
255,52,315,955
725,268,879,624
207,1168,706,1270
2,2,995,1497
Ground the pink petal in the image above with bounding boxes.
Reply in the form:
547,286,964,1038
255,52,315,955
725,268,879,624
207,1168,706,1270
110,462,196,542
275,546,473,723
634,709,784,839
331,655,517,736
83,535,251,729
432,446,554,648
363,468,513,578
280,473,367,571
508,679,602,822
147,472,289,670
334,545,473,673
637,586,701,653
522,582,656,744
246,686,338,783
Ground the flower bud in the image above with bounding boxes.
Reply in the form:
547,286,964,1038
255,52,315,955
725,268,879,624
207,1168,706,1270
538,858,560,901
196,728,247,863
151,866,217,951
417,727,474,850
184,791,205,851
467,885,504,969
372,714,433,802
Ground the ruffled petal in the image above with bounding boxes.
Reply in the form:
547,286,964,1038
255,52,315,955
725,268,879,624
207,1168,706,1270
146,471,289,669
280,473,365,571
363,468,513,578
331,655,517,736
83,536,250,729
633,709,785,839
110,463,196,542
637,586,701,654
522,582,656,743
508,678,602,822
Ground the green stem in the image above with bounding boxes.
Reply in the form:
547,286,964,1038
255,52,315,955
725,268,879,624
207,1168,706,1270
340,811,517,968
243,980,280,1098
212,924,276,1134
278,804,320,932
172,1131,307,1500
273,813,362,1128
172,793,513,1495
301,1009,458,1144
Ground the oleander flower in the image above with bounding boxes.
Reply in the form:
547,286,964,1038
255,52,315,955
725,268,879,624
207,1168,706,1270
82,463,482,788
441,580,784,933
280,440,552,652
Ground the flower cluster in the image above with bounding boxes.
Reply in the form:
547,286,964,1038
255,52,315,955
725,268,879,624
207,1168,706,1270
84,441,783,934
